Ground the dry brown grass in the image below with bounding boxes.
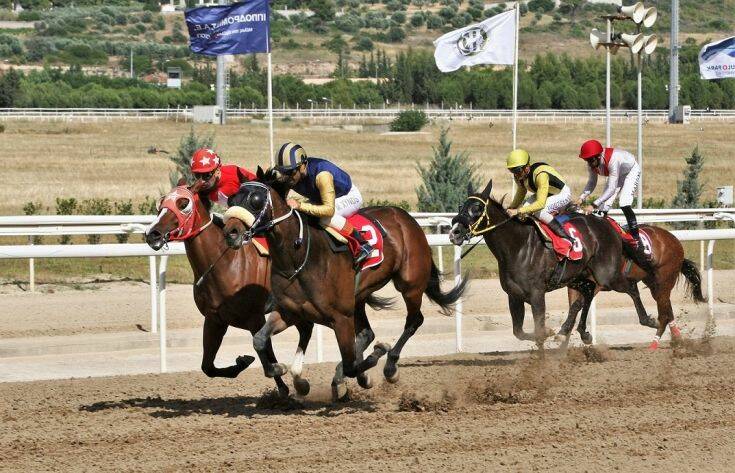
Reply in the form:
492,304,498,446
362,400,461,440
1,119,733,215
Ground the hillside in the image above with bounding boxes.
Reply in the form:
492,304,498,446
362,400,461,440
0,0,732,79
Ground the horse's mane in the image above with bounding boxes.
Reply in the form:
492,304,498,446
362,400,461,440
256,167,290,198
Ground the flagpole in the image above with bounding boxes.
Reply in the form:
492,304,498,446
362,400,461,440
266,6,274,167
512,1,519,150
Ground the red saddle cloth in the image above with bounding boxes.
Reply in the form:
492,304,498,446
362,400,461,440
604,216,653,257
537,220,584,261
344,213,384,271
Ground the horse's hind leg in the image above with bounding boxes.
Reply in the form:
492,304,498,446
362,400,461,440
627,281,657,329
649,285,677,351
576,280,599,345
383,288,424,384
559,287,584,338
201,317,254,378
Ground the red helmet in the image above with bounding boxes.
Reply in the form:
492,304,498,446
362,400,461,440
190,148,221,173
579,140,604,160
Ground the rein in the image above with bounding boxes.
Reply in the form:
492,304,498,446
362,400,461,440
457,196,513,259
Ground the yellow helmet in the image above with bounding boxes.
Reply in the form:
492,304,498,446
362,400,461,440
506,149,530,169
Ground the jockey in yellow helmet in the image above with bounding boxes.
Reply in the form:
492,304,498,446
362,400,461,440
506,149,574,244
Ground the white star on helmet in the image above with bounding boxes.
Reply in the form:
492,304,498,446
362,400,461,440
199,156,211,166
213,156,220,166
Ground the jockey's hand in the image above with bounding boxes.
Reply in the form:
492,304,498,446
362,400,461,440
507,208,519,218
574,198,584,206
583,204,595,215
286,199,301,210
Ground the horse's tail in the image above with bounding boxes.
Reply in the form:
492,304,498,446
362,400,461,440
366,293,397,311
680,258,706,303
425,260,470,315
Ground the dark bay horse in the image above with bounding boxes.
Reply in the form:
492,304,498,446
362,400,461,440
144,183,289,396
449,180,638,346
562,224,705,350
222,168,467,399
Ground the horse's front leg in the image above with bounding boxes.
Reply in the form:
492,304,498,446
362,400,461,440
201,317,254,378
576,280,599,345
252,310,291,378
529,292,552,349
509,294,535,341
290,321,314,397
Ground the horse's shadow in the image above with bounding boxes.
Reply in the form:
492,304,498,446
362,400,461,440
80,393,377,419
399,353,522,369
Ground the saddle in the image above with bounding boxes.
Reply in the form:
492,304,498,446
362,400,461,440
530,213,584,261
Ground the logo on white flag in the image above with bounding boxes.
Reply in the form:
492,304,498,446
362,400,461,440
457,27,488,56
699,36,735,80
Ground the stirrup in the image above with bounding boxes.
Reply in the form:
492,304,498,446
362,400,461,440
354,244,373,266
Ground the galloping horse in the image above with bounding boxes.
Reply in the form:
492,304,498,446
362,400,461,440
222,168,467,399
562,224,705,350
144,182,289,396
449,180,640,346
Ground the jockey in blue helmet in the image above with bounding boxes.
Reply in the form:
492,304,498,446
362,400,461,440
274,142,373,265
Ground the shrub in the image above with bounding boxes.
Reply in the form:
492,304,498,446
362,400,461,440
390,109,428,132
365,198,411,211
387,26,406,43
170,127,215,187
55,197,77,244
410,12,425,27
528,0,555,13
354,36,374,52
392,11,407,25
80,198,112,244
23,201,44,244
416,127,480,212
114,200,133,243
138,196,158,215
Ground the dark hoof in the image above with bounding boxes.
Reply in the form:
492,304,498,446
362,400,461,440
276,378,290,398
357,373,373,389
383,363,399,383
293,376,310,396
265,362,288,378
580,331,593,345
641,316,658,329
331,382,349,402
235,355,256,370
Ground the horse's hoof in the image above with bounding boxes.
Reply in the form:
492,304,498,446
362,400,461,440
235,355,255,370
293,376,310,397
357,373,373,390
648,339,660,351
383,364,400,384
331,382,349,402
266,363,288,378
374,342,391,356
580,332,593,345
669,324,682,339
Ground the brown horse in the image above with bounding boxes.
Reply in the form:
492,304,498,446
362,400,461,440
561,224,705,350
144,183,289,396
222,169,467,400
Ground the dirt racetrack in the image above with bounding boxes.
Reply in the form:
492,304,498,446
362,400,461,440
2,336,735,472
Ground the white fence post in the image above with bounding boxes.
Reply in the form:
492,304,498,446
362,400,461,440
28,236,35,293
158,255,169,373
707,240,715,320
454,245,463,353
149,256,158,334
436,224,444,274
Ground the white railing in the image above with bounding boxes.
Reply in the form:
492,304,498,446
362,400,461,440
1,108,735,122
1,209,734,372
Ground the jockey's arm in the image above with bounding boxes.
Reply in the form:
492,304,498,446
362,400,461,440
237,167,256,182
519,173,549,215
509,181,527,209
593,166,619,208
579,167,597,202
298,171,336,218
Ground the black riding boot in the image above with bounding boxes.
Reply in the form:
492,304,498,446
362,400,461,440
351,229,373,266
546,218,574,245
621,205,644,248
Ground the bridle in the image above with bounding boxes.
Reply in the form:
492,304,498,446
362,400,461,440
155,186,213,243
462,195,512,238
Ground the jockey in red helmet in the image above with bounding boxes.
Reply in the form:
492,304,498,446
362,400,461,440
190,148,256,207
576,139,644,249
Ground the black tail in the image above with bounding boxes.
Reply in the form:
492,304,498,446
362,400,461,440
366,293,396,311
425,260,470,316
680,258,706,303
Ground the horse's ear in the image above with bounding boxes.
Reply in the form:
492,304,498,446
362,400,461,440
190,179,203,194
467,182,474,196
177,177,187,186
481,179,493,198
256,165,264,179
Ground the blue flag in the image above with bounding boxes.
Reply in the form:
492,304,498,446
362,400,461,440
185,0,270,56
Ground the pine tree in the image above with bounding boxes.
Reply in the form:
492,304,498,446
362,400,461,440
416,127,480,212
169,128,215,187
671,145,705,229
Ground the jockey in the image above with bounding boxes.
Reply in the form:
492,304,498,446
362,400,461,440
506,149,575,244
576,139,643,248
190,148,256,208
273,142,373,265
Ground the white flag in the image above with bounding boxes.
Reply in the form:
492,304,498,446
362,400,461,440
699,36,735,80
433,9,516,73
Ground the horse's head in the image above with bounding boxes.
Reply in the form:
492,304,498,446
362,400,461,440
145,181,208,250
223,167,287,249
449,179,507,245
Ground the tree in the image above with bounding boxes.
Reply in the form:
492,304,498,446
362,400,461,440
0,69,22,107
559,0,584,22
672,146,705,210
169,128,215,187
310,0,336,22
416,127,480,212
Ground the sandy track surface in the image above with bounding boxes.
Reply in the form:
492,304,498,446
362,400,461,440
2,337,734,472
